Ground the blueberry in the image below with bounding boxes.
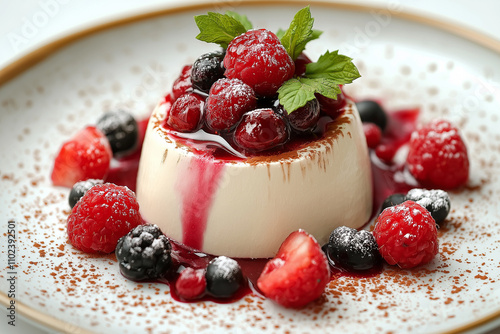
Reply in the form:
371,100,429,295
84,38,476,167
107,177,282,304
406,188,451,224
205,256,244,298
328,226,381,271
381,193,406,212
68,179,103,208
97,110,139,156
115,225,172,281
191,51,225,93
356,100,387,131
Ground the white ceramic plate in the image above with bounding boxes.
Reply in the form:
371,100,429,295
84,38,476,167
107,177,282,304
1,2,500,333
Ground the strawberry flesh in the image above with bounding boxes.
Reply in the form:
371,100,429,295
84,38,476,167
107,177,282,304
51,126,112,187
257,230,330,308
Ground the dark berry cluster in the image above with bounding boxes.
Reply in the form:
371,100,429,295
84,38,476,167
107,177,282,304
163,29,347,155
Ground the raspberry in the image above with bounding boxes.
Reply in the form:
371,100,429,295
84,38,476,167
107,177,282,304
257,230,330,308
164,92,204,132
363,123,382,149
233,108,289,152
175,268,206,300
373,201,438,269
115,224,172,281
406,119,469,189
286,98,320,132
172,65,193,100
67,183,142,253
224,29,295,97
204,78,257,132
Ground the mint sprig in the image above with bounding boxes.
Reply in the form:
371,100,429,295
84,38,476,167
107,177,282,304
194,12,250,48
194,7,361,115
278,50,360,114
279,6,322,60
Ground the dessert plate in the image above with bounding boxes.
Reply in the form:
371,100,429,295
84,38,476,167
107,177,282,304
1,1,500,333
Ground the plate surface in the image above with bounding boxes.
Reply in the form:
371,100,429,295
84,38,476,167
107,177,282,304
1,2,500,333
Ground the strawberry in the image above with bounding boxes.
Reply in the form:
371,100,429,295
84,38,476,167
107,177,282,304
51,126,112,187
257,230,330,308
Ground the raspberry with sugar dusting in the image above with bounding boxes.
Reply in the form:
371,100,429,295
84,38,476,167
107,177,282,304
406,119,469,189
374,200,438,269
204,78,257,132
224,29,295,97
67,183,143,253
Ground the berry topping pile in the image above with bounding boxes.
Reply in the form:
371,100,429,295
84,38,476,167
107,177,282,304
67,183,143,253
374,201,439,269
407,119,469,189
162,7,360,155
116,224,172,281
257,230,330,308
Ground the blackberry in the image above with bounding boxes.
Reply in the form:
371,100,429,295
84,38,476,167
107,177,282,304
115,224,172,281
380,193,406,212
406,188,451,224
205,256,244,298
327,226,381,271
68,179,103,208
356,100,387,131
96,110,139,156
191,51,225,93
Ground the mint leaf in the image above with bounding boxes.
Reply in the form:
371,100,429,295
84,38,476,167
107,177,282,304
277,77,342,114
305,50,361,84
279,6,321,60
225,11,253,31
194,12,248,48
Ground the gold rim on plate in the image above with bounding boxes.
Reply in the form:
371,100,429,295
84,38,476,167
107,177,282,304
1,1,500,333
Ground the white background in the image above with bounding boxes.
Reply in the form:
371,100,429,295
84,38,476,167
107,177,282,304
1,0,499,333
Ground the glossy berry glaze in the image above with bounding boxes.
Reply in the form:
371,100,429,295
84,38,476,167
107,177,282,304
105,97,420,303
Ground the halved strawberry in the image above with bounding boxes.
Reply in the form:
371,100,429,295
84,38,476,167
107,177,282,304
257,229,330,308
51,126,112,187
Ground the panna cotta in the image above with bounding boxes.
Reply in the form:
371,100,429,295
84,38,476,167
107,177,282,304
136,98,373,258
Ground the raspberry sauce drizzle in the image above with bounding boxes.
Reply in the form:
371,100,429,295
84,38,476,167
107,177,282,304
176,155,225,250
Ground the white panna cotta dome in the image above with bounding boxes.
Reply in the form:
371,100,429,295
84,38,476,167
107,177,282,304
136,98,373,258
